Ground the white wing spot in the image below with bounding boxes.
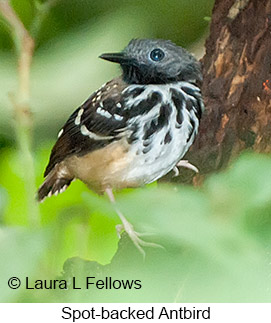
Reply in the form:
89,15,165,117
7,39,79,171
116,102,121,108
75,108,84,125
96,107,111,118
57,128,64,138
114,114,123,121
80,125,113,140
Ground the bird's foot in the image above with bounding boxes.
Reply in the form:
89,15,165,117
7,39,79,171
173,160,199,177
105,187,163,258
116,217,163,258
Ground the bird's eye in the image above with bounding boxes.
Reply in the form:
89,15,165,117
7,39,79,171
150,48,165,62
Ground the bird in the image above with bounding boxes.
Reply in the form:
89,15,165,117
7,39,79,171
37,38,204,255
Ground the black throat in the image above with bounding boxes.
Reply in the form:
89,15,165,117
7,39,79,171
121,65,179,85
121,64,201,85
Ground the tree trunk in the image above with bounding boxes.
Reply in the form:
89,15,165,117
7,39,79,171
175,0,271,185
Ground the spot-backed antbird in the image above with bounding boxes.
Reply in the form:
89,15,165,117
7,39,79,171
38,39,204,255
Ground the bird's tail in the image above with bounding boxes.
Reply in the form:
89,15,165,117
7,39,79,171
37,165,73,202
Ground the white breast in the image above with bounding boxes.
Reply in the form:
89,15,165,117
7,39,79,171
122,82,202,185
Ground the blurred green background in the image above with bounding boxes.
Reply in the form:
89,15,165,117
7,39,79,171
1,0,271,303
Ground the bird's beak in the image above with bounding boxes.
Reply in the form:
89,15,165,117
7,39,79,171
99,52,132,64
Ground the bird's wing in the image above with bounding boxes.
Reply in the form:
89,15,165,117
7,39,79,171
44,78,129,176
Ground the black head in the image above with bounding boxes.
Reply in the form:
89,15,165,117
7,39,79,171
99,38,202,85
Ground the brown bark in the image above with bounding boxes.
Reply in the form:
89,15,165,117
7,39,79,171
175,0,271,184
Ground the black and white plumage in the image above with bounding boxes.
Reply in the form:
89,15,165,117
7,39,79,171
37,39,204,254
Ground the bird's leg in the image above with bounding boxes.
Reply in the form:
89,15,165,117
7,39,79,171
105,188,163,257
173,160,199,176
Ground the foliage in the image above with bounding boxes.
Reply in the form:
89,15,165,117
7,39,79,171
0,151,271,302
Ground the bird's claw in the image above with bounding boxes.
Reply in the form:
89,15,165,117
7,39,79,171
116,221,164,258
174,160,199,175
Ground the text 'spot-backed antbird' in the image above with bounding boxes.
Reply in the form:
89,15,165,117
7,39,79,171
38,39,204,255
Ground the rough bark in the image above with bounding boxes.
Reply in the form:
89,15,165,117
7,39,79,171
174,0,271,185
